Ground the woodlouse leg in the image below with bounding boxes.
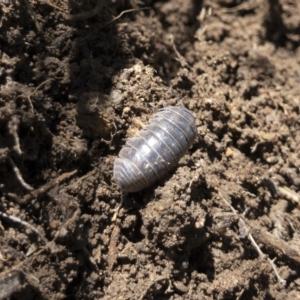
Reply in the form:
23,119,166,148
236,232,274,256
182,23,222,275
111,191,128,222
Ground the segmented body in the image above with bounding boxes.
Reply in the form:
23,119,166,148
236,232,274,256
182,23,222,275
113,105,196,192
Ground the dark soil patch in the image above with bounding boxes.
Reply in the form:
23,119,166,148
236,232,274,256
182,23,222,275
0,0,300,299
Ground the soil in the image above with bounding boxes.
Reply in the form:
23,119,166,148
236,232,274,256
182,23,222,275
0,0,300,299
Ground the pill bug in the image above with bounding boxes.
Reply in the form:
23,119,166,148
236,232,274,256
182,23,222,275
113,104,197,192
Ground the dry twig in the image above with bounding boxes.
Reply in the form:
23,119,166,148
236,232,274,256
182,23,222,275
42,0,66,13
170,34,192,70
103,7,150,28
107,225,120,271
249,225,300,265
236,288,245,300
8,156,33,191
278,186,300,205
0,211,49,245
268,257,287,286
81,7,150,42
27,78,54,112
20,169,78,205
221,0,259,13
218,191,287,286
22,0,43,33
7,116,22,156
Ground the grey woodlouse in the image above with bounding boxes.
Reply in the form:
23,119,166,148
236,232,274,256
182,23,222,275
113,104,197,192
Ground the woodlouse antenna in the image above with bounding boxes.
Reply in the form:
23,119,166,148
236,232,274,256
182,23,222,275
160,84,184,107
